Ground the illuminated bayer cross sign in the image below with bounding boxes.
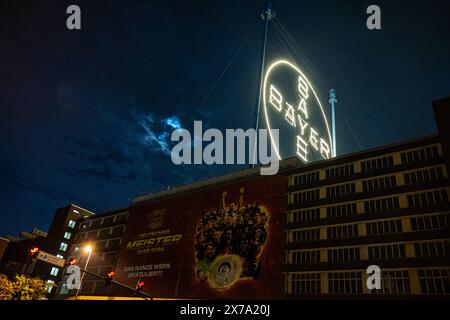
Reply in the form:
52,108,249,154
263,60,333,163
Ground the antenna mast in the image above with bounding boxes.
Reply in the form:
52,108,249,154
329,89,337,157
252,1,273,167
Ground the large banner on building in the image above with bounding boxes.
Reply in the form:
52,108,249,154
114,175,286,299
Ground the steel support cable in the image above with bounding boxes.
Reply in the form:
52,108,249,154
272,23,332,159
272,18,330,92
274,17,364,152
271,22,297,69
268,29,319,162
272,20,330,105
336,105,363,150
198,35,250,109
272,20,317,78
271,25,322,162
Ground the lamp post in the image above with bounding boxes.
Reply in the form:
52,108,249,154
75,244,92,300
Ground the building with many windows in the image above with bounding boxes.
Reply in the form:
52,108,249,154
0,204,95,294
1,97,449,299
284,134,449,296
55,208,129,296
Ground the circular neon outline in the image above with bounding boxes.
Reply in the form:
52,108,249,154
263,59,333,161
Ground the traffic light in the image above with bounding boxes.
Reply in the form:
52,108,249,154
26,246,39,264
28,247,39,258
104,271,114,287
26,247,39,264
135,280,145,295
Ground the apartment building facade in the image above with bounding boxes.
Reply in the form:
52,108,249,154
55,208,129,297
284,134,449,297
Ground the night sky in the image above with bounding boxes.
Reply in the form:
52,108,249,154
1,0,449,236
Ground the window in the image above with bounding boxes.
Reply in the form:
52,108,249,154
292,171,320,185
96,241,107,250
293,189,320,204
328,247,360,262
104,252,117,264
418,269,450,294
327,224,359,239
410,213,450,231
80,222,90,229
116,214,128,222
361,156,393,173
289,208,320,223
364,196,400,213
366,220,403,236
59,242,68,252
290,250,321,264
291,273,321,294
371,270,410,295
99,229,111,238
46,280,55,294
407,190,449,208
90,219,101,228
67,220,76,229
415,240,450,257
87,231,97,240
50,267,59,276
63,232,72,240
291,228,320,242
362,176,396,192
59,283,69,295
401,145,440,164
404,167,445,185
326,183,356,198
102,216,115,225
368,243,406,260
327,203,357,218
326,164,354,180
112,226,125,235
76,233,87,241
107,239,121,249
328,272,362,294
56,254,64,259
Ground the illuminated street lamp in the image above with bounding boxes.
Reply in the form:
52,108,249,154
75,244,93,300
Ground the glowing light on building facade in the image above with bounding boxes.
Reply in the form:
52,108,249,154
263,59,333,162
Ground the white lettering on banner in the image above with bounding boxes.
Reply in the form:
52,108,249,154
124,263,172,278
128,271,163,278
